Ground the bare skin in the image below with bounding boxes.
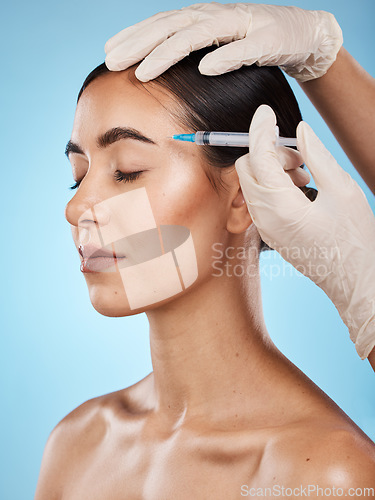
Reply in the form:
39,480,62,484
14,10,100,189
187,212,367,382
36,373,375,499
299,47,375,370
35,70,375,499
300,47,375,195
368,350,375,371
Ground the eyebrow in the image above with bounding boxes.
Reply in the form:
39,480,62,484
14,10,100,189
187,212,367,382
65,127,157,158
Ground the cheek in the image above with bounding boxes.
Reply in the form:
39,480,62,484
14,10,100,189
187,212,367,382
147,159,220,228
145,161,227,277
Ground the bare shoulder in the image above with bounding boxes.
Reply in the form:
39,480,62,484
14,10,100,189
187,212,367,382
34,379,149,500
34,394,108,499
265,420,375,493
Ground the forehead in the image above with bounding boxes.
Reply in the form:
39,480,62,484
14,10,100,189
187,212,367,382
72,70,179,143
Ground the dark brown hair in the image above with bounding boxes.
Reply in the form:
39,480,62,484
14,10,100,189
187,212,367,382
77,46,317,252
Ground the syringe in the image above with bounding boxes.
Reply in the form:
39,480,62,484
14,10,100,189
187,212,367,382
172,126,297,148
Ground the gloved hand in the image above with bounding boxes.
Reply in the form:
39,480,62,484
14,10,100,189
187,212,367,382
235,105,375,360
105,2,343,83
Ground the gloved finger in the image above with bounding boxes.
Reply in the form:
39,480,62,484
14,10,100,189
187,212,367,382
276,146,302,170
135,15,252,81
235,154,310,247
236,149,310,191
235,152,308,213
105,11,195,71
198,39,262,75
134,25,224,82
104,11,176,54
235,105,311,229
297,121,356,194
285,167,310,187
198,26,303,76
248,105,297,189
276,146,310,185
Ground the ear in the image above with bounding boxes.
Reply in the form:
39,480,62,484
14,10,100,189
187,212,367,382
226,185,253,234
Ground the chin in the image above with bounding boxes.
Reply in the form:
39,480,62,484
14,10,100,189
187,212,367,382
84,274,132,317
88,287,130,317
88,281,197,319
83,264,202,317
84,277,169,317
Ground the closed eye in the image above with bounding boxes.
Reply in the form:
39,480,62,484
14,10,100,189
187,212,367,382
69,170,144,190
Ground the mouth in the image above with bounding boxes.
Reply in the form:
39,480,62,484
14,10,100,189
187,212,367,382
79,244,126,273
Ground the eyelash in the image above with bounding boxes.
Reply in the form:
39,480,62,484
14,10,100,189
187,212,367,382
69,170,143,190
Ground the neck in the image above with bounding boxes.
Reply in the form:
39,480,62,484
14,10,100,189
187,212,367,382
145,258,282,428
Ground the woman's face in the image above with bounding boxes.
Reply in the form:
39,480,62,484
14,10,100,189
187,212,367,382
65,69,242,317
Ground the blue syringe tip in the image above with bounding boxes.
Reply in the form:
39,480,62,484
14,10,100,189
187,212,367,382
172,133,196,142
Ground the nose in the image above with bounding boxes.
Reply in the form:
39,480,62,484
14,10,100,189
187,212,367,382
65,175,111,230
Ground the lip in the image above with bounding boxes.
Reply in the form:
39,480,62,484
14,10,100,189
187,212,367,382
79,244,126,273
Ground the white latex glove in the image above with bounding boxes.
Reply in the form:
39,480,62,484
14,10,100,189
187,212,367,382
105,2,343,83
235,105,375,360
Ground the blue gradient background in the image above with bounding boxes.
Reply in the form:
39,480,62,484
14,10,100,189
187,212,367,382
1,1,374,498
